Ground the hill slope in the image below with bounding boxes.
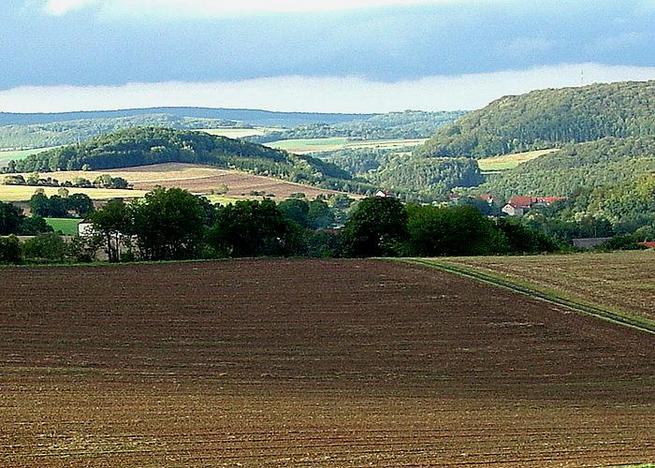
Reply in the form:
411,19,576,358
479,136,655,199
4,127,358,191
0,114,240,150
418,80,655,158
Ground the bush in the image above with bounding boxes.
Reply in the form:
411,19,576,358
68,235,102,263
0,236,22,264
22,233,68,262
596,235,646,252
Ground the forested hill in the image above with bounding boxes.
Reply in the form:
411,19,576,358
480,136,655,199
418,80,655,158
6,127,355,188
0,107,373,128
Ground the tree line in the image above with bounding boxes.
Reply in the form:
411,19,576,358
1,189,560,265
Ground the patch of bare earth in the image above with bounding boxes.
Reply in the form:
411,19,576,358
0,259,653,466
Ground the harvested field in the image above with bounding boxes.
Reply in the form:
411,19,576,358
267,137,427,154
12,163,346,200
0,185,147,202
0,259,653,466
440,251,655,321
196,127,270,138
477,149,559,173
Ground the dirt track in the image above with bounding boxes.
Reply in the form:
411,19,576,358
0,259,653,466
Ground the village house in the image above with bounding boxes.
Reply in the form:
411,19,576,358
502,195,566,217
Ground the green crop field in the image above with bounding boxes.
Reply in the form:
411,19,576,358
267,137,427,154
0,147,56,167
45,218,82,236
477,149,558,172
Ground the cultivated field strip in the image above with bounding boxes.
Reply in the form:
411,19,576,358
437,251,655,321
0,259,653,466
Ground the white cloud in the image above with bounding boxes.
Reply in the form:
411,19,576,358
43,0,96,16
2,63,655,113
42,0,491,18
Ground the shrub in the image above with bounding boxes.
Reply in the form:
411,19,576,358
0,236,22,264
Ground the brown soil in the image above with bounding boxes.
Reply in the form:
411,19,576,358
0,259,653,466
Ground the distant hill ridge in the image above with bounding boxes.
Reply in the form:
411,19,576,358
0,107,375,127
3,127,375,194
418,80,655,159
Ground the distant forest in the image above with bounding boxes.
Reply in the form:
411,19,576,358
418,80,655,158
249,110,465,142
4,127,383,194
0,107,372,128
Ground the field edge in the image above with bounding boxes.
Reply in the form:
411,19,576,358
396,257,655,335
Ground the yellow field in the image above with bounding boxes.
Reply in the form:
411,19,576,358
477,149,559,172
268,137,427,154
196,127,271,138
7,163,348,201
0,185,147,202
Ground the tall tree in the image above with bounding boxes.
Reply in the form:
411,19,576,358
132,188,206,261
208,199,299,257
341,197,408,257
0,201,25,235
90,199,132,262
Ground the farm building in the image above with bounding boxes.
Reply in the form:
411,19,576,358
572,237,613,250
502,203,525,217
502,195,566,216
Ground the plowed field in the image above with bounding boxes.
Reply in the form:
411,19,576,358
0,259,653,466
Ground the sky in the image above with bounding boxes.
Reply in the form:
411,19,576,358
1,0,655,113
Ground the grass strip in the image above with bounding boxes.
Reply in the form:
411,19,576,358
398,258,655,335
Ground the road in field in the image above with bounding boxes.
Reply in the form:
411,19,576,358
0,259,653,466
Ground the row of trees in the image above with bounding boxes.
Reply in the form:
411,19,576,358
3,173,129,190
87,191,558,263
1,190,560,265
87,189,341,262
342,197,557,257
30,192,95,218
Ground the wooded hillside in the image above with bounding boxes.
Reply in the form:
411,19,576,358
5,127,357,190
419,80,655,158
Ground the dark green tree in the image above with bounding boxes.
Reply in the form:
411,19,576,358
66,193,95,217
22,233,68,262
19,216,54,236
307,199,335,229
0,201,25,235
405,204,507,256
90,199,132,262
0,236,22,264
278,199,310,227
132,188,206,260
342,197,408,257
208,199,299,257
29,192,51,218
